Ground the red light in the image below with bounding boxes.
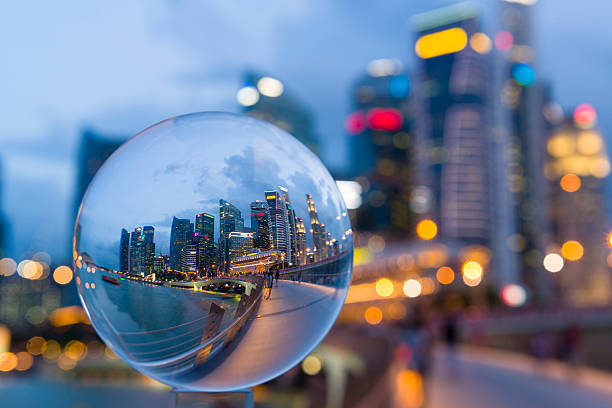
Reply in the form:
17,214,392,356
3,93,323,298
257,212,264,217
345,111,366,135
494,31,513,52
251,213,254,216
367,108,403,131
573,104,596,128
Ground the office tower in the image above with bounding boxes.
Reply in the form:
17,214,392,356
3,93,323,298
346,58,416,235
295,218,307,265
280,186,298,265
142,226,155,274
170,217,194,271
153,254,168,275
195,213,215,275
228,232,255,262
251,201,271,250
265,191,291,261
237,73,319,155
412,3,492,247
129,227,144,275
219,200,245,272
119,228,130,273
545,107,610,306
493,0,554,299
181,243,198,275
306,194,327,262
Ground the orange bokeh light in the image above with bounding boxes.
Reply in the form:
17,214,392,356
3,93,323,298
561,240,584,261
416,219,438,240
436,266,455,285
560,174,581,192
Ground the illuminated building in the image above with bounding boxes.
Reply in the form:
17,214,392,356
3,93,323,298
237,73,319,155
228,232,255,261
306,194,327,262
280,186,298,265
195,213,215,275
219,199,245,272
345,58,416,236
546,109,611,305
295,218,307,265
251,201,271,250
142,226,155,274
153,254,169,275
180,243,198,275
119,228,130,273
231,250,284,275
170,217,194,271
411,3,492,247
265,191,291,261
129,227,144,276
498,0,553,299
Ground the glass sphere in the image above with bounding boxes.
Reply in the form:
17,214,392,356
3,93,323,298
74,112,353,391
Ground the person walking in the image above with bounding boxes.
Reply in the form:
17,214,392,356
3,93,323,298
264,272,273,300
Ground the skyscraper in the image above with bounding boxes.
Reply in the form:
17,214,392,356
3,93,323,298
265,191,291,261
295,217,307,265
170,217,193,271
181,243,198,275
306,194,327,262
251,201,271,250
129,227,144,275
345,59,416,236
412,3,492,246
280,186,298,265
219,200,245,272
195,213,215,275
228,232,255,262
142,226,155,275
545,107,610,305
237,73,319,155
119,228,130,273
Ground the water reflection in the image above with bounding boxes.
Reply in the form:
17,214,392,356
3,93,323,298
74,113,353,391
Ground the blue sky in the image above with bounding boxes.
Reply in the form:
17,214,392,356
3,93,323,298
1,0,611,261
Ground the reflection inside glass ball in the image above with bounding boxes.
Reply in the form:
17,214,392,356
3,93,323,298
74,112,353,391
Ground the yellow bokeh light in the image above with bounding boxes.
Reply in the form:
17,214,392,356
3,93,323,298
43,340,61,360
53,266,73,285
416,219,438,240
375,278,394,297
364,306,383,325
403,279,422,298
577,131,603,155
415,28,468,59
302,354,323,376
26,336,47,355
590,158,611,178
470,32,492,54
561,240,584,261
560,174,581,192
462,261,483,280
257,77,284,98
0,352,18,372
436,266,455,285
547,135,574,158
463,274,482,287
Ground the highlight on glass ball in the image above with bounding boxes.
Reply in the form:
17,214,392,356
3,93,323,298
73,112,353,391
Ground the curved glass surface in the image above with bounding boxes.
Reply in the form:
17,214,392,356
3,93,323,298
73,112,353,391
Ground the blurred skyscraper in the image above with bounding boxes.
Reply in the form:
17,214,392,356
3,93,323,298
236,73,319,155
412,3,492,247
345,59,416,236
545,106,611,305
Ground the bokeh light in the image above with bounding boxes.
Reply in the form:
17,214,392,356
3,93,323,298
511,63,536,86
0,258,17,276
436,266,455,285
415,27,467,59
416,219,438,240
501,284,527,307
494,30,514,52
256,77,284,98
53,265,74,285
302,354,323,376
364,306,383,325
375,278,394,297
0,352,18,372
462,261,483,280
470,32,492,54
573,104,597,129
561,240,584,261
236,85,259,106
543,253,564,273
403,279,422,298
560,174,581,192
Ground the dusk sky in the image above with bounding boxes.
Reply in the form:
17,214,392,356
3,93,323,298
1,0,611,261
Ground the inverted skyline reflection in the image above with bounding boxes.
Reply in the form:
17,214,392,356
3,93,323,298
73,112,353,391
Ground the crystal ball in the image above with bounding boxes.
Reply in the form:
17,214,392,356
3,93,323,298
74,112,353,391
